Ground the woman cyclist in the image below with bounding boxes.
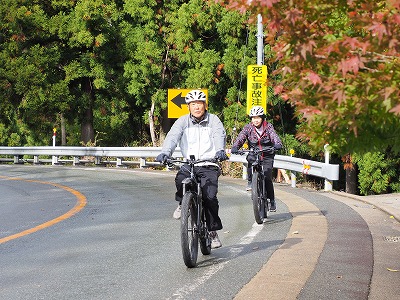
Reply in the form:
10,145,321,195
230,106,282,211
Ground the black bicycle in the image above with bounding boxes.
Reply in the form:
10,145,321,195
166,155,220,268
237,149,269,224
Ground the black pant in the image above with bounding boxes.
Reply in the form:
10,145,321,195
175,165,223,231
247,165,252,182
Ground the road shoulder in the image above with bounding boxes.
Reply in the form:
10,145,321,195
323,192,400,300
234,187,328,300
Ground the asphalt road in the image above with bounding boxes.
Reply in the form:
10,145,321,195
0,165,399,299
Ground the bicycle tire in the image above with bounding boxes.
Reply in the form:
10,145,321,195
251,171,265,224
181,192,199,268
199,213,211,255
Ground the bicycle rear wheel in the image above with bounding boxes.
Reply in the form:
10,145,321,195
251,171,265,224
181,192,199,268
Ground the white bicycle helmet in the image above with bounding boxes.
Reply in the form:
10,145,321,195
185,89,207,103
249,105,265,117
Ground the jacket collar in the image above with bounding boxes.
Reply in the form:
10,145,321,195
190,111,209,124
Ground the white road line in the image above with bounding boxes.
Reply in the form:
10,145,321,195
168,221,263,299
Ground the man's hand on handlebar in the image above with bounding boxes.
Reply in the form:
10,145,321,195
214,150,229,162
156,153,170,164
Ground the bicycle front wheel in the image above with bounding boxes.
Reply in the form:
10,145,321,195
199,211,211,255
181,191,199,268
251,171,265,224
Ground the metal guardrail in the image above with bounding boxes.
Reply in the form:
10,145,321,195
0,146,339,190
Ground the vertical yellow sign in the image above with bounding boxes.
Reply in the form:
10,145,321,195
247,65,267,114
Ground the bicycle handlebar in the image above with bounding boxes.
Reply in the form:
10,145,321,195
235,149,262,155
233,147,275,156
164,157,220,167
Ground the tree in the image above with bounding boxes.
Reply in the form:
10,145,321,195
217,0,400,156
121,0,261,146
0,0,139,146
50,0,128,145
0,0,294,150
0,0,71,145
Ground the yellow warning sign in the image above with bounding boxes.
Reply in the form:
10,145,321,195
246,65,267,114
168,89,208,118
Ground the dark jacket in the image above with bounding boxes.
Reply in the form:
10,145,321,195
232,120,282,156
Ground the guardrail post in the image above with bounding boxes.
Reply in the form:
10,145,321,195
95,156,101,165
116,157,123,167
243,164,248,180
289,149,297,188
290,172,296,187
73,156,80,166
52,128,57,165
140,157,146,168
34,155,40,164
324,144,333,191
14,155,20,164
52,155,59,165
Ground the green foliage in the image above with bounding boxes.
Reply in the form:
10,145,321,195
280,133,310,157
353,151,400,195
219,0,400,156
222,101,248,145
0,0,302,156
0,124,7,145
8,133,22,147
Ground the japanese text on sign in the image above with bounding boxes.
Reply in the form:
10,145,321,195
246,65,267,114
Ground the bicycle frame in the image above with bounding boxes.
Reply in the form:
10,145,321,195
181,166,204,241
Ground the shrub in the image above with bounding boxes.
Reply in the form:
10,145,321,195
354,151,400,195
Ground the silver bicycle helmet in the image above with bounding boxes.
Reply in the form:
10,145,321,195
185,89,207,103
249,105,265,117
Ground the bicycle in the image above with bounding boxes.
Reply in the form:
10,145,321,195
237,149,269,224
165,155,220,268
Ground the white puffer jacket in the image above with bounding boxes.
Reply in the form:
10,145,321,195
160,112,226,164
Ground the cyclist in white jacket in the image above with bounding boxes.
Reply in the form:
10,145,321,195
156,90,228,248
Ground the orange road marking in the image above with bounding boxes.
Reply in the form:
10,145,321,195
0,176,87,244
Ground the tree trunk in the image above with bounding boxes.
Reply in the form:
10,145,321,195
345,164,358,194
81,78,95,145
148,101,157,146
60,113,66,146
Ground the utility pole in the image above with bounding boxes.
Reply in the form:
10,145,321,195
257,14,264,65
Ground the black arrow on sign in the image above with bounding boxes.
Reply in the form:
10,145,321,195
171,92,186,108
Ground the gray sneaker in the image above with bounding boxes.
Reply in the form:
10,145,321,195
173,205,181,219
209,231,222,249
